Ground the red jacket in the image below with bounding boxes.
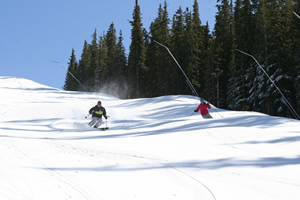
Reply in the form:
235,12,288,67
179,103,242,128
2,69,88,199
195,103,211,115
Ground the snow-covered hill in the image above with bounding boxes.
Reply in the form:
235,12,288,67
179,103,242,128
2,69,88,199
0,76,300,200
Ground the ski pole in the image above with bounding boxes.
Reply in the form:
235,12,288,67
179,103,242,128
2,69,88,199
106,116,110,127
188,111,195,120
211,107,223,118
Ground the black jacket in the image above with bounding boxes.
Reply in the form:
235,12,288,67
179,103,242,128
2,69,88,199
89,105,107,119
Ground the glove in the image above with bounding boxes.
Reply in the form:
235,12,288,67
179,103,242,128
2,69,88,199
194,110,198,112
206,103,210,106
105,116,108,119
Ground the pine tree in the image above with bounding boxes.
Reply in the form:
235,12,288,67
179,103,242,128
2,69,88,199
106,23,118,82
101,23,119,95
273,0,295,117
251,0,294,117
128,0,147,98
77,40,91,91
147,1,171,97
97,33,108,89
183,7,195,95
294,0,300,115
212,0,235,108
171,7,187,94
244,0,298,118
228,0,254,111
115,30,128,99
202,22,214,102
63,48,79,91
100,24,128,98
190,0,205,96
88,29,99,90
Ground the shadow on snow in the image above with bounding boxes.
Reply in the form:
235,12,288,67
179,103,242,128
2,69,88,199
34,155,300,172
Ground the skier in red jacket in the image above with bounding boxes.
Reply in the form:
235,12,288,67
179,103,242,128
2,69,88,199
194,98,213,119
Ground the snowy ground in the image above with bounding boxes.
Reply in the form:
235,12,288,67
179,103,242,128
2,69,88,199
0,76,300,200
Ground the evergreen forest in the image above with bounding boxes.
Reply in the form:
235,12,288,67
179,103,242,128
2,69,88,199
63,0,300,119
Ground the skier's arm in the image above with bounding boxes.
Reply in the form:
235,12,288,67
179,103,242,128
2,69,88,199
89,107,95,114
103,108,108,119
194,105,201,112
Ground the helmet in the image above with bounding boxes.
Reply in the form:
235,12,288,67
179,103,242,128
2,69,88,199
200,98,204,103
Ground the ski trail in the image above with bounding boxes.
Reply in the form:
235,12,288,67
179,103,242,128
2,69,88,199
125,154,216,200
72,142,217,200
0,136,101,200
0,137,36,199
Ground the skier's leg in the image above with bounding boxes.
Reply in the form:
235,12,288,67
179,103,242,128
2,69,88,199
94,118,103,128
202,113,213,119
89,117,100,127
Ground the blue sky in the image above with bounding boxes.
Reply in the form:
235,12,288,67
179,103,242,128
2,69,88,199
0,0,217,90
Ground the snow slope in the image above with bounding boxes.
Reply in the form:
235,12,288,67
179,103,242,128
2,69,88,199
0,76,300,200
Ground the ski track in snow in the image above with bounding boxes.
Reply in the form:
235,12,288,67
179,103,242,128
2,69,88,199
48,119,216,198
1,122,215,199
0,135,100,199
40,135,216,199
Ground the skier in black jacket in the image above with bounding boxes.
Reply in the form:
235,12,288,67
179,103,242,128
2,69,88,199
88,101,108,128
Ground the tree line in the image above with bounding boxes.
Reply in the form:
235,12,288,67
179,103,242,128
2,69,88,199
64,0,300,119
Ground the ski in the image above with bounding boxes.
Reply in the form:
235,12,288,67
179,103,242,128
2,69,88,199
89,125,109,131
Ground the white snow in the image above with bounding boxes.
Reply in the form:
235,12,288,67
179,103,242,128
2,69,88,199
0,76,300,200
